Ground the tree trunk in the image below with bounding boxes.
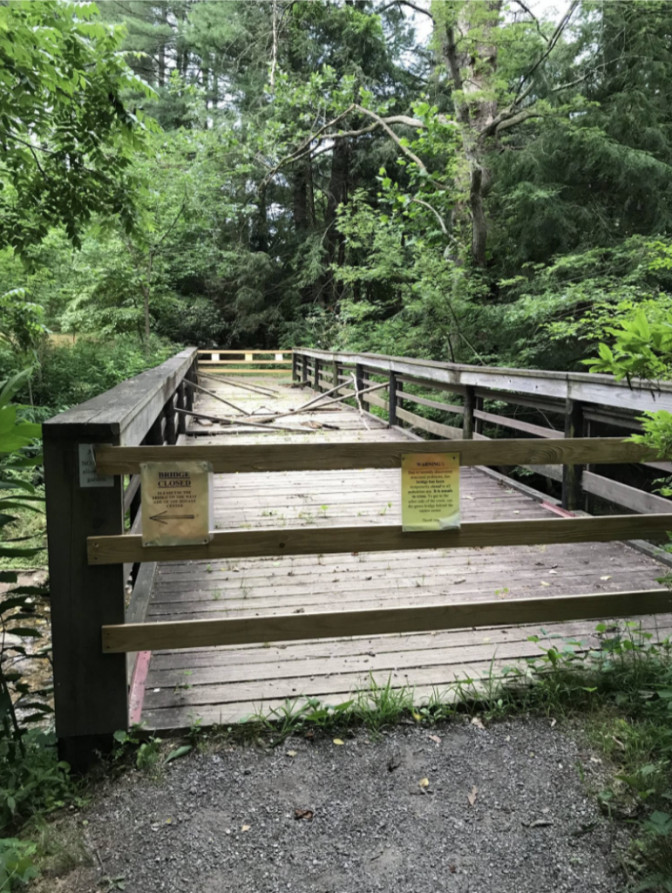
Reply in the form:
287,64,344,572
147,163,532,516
439,0,502,267
322,139,350,304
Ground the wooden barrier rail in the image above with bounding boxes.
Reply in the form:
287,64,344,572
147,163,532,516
197,348,292,375
93,437,655,475
90,435,671,658
292,347,672,514
89,514,672,566
102,591,672,653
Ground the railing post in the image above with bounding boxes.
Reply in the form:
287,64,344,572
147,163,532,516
43,428,127,771
332,359,340,389
562,398,585,510
176,382,186,436
164,395,177,445
313,356,321,391
474,395,484,436
292,351,299,383
301,355,309,387
388,371,398,426
355,363,364,396
463,386,475,439
185,359,197,414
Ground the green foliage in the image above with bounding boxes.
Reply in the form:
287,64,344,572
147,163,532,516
585,310,672,382
28,338,177,412
0,373,76,893
112,727,192,771
0,0,154,257
0,838,38,891
0,291,48,360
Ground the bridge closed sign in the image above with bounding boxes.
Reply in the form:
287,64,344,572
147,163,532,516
140,461,213,547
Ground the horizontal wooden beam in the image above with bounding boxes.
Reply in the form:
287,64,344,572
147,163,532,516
395,406,463,439
197,350,291,355
94,437,656,476
396,389,465,416
198,360,292,366
583,471,672,515
88,513,672,566
101,589,672,653
293,348,672,414
195,369,291,375
474,408,563,439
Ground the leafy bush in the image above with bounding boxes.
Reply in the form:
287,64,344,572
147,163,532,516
28,336,179,411
0,371,79,889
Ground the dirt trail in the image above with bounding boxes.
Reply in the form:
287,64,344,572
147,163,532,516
33,718,627,893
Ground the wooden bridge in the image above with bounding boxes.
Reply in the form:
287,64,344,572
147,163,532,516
44,348,672,767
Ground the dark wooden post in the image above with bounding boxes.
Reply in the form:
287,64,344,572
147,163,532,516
292,351,299,383
474,395,484,436
388,371,398,426
355,363,364,396
313,356,321,391
43,427,127,771
164,395,177,445
43,348,198,770
463,386,475,439
562,398,584,510
332,359,340,389
185,360,196,414
301,355,309,387
176,382,186,436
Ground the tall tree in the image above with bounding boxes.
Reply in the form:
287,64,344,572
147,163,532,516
0,0,152,258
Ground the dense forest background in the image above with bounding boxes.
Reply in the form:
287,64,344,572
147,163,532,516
3,0,672,409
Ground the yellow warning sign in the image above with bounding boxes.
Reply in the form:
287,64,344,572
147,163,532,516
401,452,460,532
141,461,213,547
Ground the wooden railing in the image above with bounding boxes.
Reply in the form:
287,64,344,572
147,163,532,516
292,348,672,514
197,349,292,375
91,437,672,654
43,348,198,768
43,346,672,766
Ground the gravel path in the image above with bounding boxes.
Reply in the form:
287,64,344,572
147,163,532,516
36,718,627,893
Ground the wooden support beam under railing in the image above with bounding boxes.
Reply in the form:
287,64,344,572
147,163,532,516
101,589,672,653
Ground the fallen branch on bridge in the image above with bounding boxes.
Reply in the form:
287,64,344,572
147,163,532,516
175,407,300,434
352,372,371,430
249,380,389,424
196,370,279,397
183,378,250,416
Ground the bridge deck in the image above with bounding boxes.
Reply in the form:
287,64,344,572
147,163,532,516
135,375,672,731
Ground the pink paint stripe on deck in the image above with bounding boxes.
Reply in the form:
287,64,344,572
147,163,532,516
129,651,152,726
540,501,576,518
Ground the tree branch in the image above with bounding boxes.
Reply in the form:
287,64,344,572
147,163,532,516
410,197,448,235
514,1,579,102
378,0,434,21
261,104,432,186
512,0,548,42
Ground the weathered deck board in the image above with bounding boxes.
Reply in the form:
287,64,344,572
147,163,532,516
136,375,672,731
